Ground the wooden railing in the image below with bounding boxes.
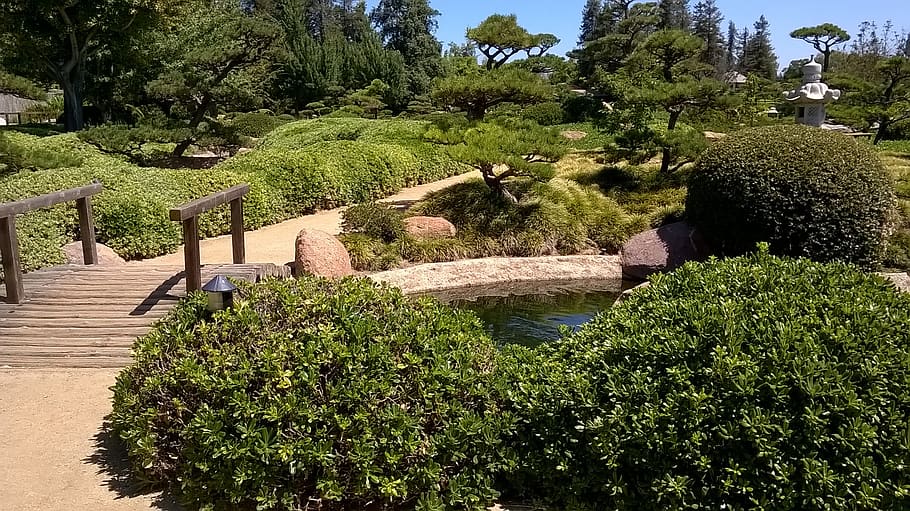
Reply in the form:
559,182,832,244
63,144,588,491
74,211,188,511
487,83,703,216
169,184,248,292
0,182,103,304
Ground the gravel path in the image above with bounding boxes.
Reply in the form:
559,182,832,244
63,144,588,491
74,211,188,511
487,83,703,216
140,171,480,267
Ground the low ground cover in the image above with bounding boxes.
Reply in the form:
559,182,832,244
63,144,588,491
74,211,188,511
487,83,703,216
112,249,910,510
341,153,685,271
0,118,465,273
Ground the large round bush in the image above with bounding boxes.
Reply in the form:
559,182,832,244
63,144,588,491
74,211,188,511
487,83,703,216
686,125,896,267
111,277,515,510
505,247,910,509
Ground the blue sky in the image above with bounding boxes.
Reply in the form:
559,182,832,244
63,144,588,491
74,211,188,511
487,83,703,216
406,0,909,71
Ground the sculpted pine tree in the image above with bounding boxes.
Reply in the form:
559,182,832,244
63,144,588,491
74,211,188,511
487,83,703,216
430,67,552,120
147,7,284,156
618,30,728,172
466,14,560,70
430,119,567,203
0,0,161,131
790,23,850,72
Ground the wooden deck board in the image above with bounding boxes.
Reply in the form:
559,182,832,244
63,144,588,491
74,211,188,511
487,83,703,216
0,263,289,368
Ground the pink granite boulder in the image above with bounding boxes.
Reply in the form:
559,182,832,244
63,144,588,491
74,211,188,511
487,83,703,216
621,221,711,280
404,216,457,239
61,241,126,266
294,229,354,278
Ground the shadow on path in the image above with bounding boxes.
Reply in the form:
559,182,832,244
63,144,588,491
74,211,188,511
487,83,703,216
84,421,184,511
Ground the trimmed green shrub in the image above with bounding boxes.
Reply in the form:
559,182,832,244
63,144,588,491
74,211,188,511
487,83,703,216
687,125,896,267
342,202,405,243
520,102,565,126
111,277,515,510
0,119,465,273
505,247,910,509
229,112,289,138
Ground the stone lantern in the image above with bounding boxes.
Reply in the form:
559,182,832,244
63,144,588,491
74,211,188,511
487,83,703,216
783,56,841,127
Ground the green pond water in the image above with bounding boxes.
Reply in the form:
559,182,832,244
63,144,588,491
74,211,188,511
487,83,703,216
443,286,622,347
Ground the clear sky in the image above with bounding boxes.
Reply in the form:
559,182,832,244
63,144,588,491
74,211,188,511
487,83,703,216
402,0,909,72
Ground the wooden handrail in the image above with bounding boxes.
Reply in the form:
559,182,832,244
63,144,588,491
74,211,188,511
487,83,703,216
0,182,103,304
169,184,249,292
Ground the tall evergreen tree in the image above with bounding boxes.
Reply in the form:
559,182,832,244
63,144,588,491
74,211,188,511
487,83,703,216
742,15,778,79
726,21,737,71
657,0,691,32
370,0,443,97
691,0,725,72
578,0,603,45
737,27,750,71
573,1,660,79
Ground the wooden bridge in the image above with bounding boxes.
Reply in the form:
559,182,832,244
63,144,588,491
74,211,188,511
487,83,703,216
0,183,291,368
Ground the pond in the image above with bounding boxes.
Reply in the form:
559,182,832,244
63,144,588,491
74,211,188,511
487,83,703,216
424,280,626,347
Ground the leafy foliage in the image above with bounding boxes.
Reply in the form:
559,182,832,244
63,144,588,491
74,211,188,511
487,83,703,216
0,71,46,100
686,125,896,268
520,102,565,126
342,202,406,243
504,247,910,510
228,112,291,138
111,277,516,511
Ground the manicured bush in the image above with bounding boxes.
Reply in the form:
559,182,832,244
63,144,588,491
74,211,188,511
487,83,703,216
504,247,910,510
520,102,565,126
342,202,405,242
687,125,896,267
0,119,466,273
229,112,289,138
111,277,515,511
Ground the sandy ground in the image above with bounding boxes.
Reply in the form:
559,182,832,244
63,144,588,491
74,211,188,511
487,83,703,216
0,369,180,511
141,171,480,267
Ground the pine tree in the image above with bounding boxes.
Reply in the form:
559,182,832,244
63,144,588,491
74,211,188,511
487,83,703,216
578,0,603,45
737,27,749,71
370,0,443,97
742,15,778,79
657,0,691,31
691,0,724,71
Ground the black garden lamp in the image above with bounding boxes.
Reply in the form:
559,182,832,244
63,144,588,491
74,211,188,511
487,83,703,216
202,275,237,313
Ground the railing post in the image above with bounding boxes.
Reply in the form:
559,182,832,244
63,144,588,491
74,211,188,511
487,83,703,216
0,216,24,304
230,197,245,264
182,216,202,292
76,196,98,265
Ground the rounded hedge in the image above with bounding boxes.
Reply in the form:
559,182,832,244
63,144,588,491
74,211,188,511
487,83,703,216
504,247,910,509
111,277,515,511
686,125,896,267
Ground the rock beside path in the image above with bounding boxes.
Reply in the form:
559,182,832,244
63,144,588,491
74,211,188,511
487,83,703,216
621,221,710,280
404,216,457,239
881,272,910,293
62,242,126,266
294,229,353,278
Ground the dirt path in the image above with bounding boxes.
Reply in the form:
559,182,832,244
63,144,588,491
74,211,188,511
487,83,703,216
0,369,179,510
141,171,480,267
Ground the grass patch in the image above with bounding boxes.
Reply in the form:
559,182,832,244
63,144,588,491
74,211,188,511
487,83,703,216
882,148,910,270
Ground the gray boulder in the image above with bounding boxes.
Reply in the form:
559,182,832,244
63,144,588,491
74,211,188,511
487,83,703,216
621,221,710,280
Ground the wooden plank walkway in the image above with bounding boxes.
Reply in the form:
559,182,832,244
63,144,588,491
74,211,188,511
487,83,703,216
0,263,290,368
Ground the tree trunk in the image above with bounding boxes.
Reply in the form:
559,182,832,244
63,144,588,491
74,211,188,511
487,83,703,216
480,166,518,204
660,110,682,173
172,96,213,157
466,104,487,121
873,118,888,145
60,75,84,132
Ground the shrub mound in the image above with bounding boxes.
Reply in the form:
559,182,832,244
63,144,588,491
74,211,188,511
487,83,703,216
111,277,515,511
505,247,910,509
686,125,896,267
0,119,465,273
228,111,290,138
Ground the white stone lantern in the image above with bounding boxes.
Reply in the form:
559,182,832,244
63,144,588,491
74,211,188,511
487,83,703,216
783,56,841,127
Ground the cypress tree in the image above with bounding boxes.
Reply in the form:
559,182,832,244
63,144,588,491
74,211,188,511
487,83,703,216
657,0,691,32
742,15,778,79
691,0,725,71
370,0,443,97
726,21,737,70
578,0,603,45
